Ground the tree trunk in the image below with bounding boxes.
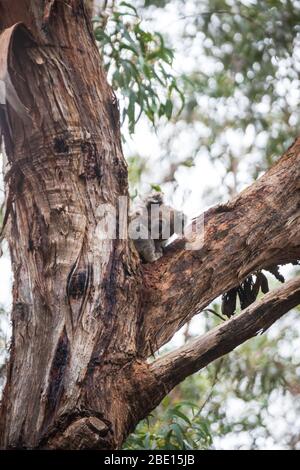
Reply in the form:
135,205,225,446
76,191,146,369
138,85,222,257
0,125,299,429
0,0,142,450
0,0,299,450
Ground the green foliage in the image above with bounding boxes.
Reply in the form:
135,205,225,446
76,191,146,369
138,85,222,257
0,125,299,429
94,1,184,133
125,311,300,449
124,400,212,450
150,183,162,192
127,154,147,186
143,0,170,7
193,0,300,165
131,0,300,196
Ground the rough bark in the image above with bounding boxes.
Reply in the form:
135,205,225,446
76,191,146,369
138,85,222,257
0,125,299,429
139,144,300,356
118,277,300,428
149,276,300,394
0,0,141,450
0,0,299,450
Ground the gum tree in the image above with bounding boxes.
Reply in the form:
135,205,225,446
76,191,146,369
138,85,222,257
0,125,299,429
0,0,299,449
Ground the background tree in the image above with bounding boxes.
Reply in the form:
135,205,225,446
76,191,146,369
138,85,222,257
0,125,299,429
2,2,299,447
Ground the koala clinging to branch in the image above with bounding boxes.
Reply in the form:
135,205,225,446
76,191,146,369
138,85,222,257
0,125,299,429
129,192,186,263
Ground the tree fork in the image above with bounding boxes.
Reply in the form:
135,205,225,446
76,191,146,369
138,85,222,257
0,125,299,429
139,143,300,355
0,0,299,450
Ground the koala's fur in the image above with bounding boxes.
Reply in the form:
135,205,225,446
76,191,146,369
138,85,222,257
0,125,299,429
129,192,185,263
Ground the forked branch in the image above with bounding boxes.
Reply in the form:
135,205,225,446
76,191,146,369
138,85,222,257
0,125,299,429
144,276,300,401
139,143,300,356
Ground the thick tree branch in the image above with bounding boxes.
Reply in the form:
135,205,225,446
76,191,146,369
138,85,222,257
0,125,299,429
141,276,300,408
1,0,299,450
139,144,300,356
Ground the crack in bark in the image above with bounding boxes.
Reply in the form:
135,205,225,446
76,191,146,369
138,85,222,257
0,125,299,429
0,0,299,451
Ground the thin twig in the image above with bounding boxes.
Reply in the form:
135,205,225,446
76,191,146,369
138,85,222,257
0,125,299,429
195,357,224,417
203,308,226,322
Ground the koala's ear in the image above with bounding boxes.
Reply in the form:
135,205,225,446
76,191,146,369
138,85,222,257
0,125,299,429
146,192,164,207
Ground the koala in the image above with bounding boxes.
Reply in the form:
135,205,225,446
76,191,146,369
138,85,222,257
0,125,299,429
129,192,186,263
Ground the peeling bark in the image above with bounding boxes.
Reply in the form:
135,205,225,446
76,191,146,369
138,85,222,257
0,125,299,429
0,0,299,450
